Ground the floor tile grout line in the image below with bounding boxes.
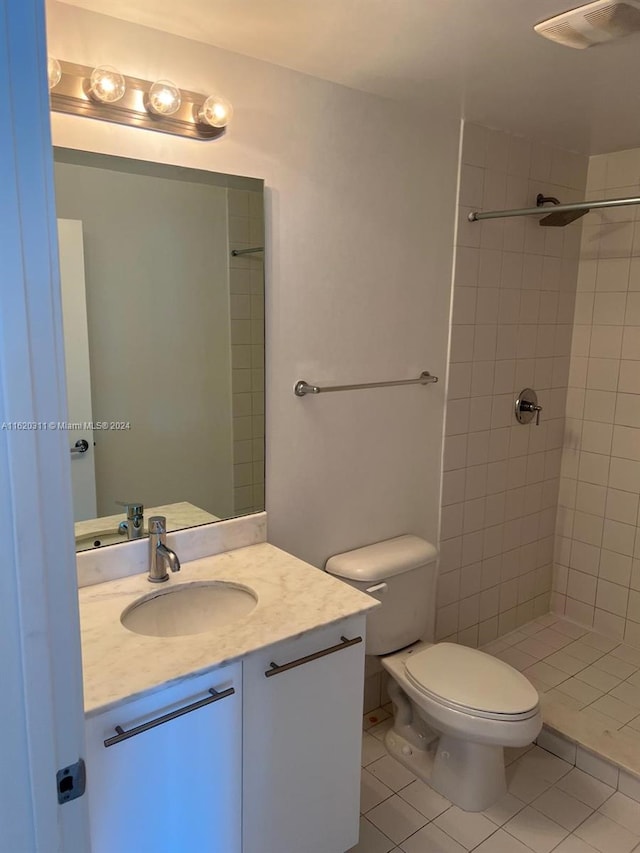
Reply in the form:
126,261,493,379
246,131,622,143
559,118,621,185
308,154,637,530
361,775,417,818
483,615,640,771
359,615,640,852
358,814,397,850
400,808,503,853
359,735,638,853
500,821,569,853
488,776,625,853
527,789,601,840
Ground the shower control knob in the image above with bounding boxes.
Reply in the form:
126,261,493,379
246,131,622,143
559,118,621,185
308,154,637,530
519,400,542,425
515,388,542,426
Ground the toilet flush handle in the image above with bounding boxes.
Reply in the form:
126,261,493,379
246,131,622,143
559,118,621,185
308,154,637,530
365,582,388,595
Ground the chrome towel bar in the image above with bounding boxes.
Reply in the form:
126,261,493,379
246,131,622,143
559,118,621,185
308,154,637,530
231,246,264,256
294,371,438,397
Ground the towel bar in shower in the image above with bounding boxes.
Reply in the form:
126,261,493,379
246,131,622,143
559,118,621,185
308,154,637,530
294,371,438,397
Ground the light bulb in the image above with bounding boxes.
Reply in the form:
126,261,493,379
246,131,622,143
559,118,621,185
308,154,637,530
89,65,126,103
48,56,62,90
147,80,181,116
198,94,233,128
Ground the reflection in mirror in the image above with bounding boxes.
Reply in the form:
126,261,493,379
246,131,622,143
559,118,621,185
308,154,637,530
53,149,265,551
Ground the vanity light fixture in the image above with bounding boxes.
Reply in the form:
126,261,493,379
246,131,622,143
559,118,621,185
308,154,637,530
146,79,182,116
88,65,126,103
198,94,234,128
48,56,62,90
49,61,231,141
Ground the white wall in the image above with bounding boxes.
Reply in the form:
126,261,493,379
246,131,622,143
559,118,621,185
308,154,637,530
46,2,460,568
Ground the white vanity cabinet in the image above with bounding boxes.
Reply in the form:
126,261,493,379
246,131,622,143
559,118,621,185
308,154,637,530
85,662,241,853
242,615,367,853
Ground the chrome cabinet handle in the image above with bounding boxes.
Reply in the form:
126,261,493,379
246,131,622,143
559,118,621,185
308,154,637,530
265,635,362,678
104,686,235,747
70,439,89,454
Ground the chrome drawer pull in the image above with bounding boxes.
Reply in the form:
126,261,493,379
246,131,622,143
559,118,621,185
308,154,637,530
104,686,235,747
265,635,362,678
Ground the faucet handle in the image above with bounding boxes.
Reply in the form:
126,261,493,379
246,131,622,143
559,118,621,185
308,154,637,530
148,516,167,535
116,500,144,519
515,389,543,426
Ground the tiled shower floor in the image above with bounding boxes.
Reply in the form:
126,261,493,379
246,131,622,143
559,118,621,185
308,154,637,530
352,722,640,853
482,613,640,775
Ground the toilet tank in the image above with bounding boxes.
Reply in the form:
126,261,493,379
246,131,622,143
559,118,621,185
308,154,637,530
325,535,438,655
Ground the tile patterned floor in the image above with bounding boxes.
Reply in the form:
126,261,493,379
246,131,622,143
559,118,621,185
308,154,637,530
351,718,640,853
350,611,640,852
482,613,640,743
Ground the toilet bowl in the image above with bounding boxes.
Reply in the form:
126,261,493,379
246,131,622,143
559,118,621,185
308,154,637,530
382,640,541,810
326,535,542,812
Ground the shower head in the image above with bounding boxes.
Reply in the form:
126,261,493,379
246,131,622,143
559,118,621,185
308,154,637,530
539,208,590,226
536,194,590,227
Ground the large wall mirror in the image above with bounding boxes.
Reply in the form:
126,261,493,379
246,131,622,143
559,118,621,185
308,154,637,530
53,149,265,551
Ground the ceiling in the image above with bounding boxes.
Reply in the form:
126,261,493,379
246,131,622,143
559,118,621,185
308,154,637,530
58,0,640,153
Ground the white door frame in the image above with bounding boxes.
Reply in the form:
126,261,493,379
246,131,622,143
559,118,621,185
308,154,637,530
0,2,90,850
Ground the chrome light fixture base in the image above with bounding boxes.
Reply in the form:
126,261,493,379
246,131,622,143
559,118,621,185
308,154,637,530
50,61,227,142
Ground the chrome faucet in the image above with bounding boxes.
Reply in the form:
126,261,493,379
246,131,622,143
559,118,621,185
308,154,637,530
117,501,144,540
148,516,181,583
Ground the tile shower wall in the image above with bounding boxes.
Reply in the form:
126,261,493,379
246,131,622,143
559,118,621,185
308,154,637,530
228,188,265,515
554,146,640,647
437,123,587,647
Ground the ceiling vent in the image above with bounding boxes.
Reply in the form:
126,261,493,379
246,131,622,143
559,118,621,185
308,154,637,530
535,0,640,48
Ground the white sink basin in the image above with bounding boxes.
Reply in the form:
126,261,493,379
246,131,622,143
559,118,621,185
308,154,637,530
121,581,258,637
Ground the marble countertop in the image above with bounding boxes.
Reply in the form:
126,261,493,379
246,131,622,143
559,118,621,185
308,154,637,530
79,542,377,716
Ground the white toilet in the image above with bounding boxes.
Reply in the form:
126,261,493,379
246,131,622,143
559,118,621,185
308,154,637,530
326,535,542,812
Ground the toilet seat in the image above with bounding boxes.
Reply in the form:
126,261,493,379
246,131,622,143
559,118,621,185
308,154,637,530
404,643,539,722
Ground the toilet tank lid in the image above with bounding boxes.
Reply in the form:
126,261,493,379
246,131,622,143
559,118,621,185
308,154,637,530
325,535,437,582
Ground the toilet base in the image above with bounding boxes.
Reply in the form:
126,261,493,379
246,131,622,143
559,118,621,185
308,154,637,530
384,727,435,786
384,727,507,812
432,735,506,811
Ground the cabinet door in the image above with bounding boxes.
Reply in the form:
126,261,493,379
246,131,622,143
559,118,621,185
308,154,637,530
85,663,241,853
243,616,366,853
